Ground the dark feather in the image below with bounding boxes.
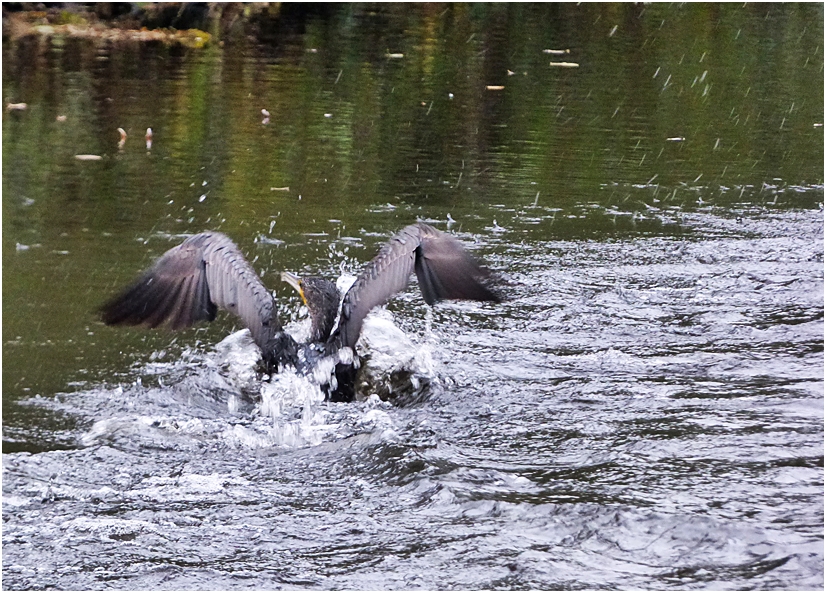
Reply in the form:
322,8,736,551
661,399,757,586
99,232,281,353
336,223,499,348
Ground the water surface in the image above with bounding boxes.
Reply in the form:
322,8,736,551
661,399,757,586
2,4,823,589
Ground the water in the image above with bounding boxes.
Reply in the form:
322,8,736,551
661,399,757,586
2,4,823,590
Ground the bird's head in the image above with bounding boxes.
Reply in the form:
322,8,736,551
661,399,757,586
281,272,341,343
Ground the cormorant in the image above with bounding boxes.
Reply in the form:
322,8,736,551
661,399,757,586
99,222,500,401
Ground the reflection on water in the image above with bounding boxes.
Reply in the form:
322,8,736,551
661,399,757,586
2,4,823,590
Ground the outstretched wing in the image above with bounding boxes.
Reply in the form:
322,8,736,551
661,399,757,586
335,223,500,348
99,232,281,351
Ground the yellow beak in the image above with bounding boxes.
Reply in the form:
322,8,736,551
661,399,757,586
280,271,307,305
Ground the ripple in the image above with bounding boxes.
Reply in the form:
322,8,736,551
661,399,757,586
3,208,822,590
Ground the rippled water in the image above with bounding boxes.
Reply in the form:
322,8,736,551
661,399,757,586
3,3,823,590
4,205,822,589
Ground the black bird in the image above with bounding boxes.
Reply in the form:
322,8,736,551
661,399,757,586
99,222,500,401
279,272,340,344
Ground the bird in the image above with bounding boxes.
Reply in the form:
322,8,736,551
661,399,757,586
279,272,340,344
99,223,501,401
